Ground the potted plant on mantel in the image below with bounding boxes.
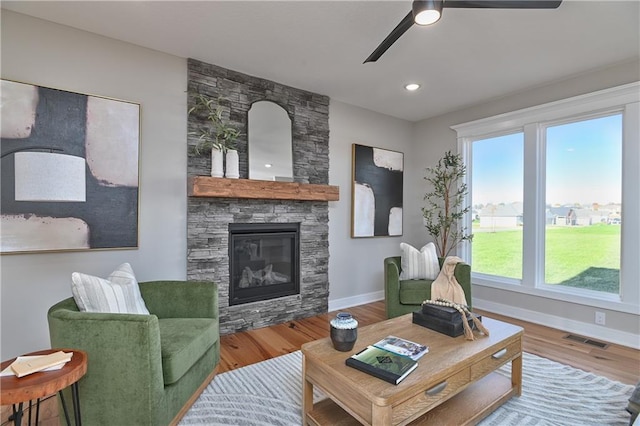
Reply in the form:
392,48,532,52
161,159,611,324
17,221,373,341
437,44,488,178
422,150,473,257
188,94,242,178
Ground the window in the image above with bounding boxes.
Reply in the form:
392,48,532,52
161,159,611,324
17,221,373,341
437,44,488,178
453,82,639,313
544,114,622,295
471,133,524,280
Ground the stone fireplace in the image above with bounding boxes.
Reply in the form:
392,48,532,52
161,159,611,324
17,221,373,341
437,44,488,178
186,59,332,335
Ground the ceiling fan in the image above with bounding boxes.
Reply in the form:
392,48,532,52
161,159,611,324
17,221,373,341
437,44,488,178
364,0,562,63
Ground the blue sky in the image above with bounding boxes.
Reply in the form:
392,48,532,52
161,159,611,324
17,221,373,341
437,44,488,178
472,133,523,205
472,114,622,207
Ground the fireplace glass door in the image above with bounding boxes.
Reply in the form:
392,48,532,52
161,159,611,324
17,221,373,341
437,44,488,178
229,223,300,305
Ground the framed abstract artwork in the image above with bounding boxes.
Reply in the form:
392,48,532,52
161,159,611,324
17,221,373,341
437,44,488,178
0,79,140,254
351,144,403,238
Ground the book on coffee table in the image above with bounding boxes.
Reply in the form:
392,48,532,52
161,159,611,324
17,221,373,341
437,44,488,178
346,346,418,385
373,335,428,360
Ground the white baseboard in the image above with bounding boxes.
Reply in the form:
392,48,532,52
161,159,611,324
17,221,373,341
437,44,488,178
328,291,384,312
475,299,640,350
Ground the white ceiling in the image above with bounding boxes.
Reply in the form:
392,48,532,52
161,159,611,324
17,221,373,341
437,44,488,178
3,1,639,122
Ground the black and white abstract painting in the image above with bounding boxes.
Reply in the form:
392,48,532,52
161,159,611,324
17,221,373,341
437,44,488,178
0,79,140,254
352,144,403,237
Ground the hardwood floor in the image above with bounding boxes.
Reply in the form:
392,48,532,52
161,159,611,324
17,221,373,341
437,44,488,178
220,301,640,386
3,301,637,424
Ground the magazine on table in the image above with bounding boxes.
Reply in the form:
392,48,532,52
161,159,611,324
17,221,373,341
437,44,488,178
346,346,418,385
373,335,429,361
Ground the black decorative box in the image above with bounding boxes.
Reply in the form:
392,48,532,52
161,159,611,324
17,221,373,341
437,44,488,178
412,310,481,337
421,303,465,322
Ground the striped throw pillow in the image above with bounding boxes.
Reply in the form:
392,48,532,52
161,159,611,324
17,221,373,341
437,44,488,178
399,242,440,280
71,263,150,314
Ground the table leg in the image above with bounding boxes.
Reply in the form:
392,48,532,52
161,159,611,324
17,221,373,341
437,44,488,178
71,382,82,426
372,404,392,426
59,390,72,426
35,398,41,425
11,402,23,426
512,354,523,397
301,355,313,425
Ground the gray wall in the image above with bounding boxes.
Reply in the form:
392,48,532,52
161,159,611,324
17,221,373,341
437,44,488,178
328,101,414,307
0,11,188,360
409,60,640,346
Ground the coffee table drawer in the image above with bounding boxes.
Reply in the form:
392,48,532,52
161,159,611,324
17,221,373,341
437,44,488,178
392,367,470,424
470,341,520,381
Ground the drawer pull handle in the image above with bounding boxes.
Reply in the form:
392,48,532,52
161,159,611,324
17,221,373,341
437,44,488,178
492,349,508,359
425,381,448,396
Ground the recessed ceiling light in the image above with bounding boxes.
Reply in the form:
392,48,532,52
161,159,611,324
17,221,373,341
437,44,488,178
265,164,272,168
405,83,421,92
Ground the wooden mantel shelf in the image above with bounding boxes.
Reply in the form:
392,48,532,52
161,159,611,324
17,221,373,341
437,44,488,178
188,176,340,201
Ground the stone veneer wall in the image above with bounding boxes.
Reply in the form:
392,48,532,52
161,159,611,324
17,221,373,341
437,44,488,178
186,59,331,334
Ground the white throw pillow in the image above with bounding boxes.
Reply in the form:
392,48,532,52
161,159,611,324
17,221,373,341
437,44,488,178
71,263,150,314
399,242,440,280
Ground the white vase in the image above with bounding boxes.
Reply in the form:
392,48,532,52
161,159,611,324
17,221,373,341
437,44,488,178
225,149,239,179
211,148,224,178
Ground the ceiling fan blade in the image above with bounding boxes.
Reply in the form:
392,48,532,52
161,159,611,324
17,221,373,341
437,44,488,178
442,0,562,9
364,11,415,63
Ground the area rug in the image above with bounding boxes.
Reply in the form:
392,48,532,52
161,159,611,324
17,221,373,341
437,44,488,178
180,351,634,425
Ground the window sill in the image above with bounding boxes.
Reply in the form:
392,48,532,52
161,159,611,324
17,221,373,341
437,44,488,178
473,274,639,315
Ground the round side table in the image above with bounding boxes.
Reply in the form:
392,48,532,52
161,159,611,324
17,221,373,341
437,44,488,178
1,348,87,426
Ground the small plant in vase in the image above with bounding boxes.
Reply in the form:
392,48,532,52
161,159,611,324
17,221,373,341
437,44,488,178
422,150,473,257
188,94,241,178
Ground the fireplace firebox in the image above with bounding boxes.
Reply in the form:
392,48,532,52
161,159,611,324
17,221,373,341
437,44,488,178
228,223,300,306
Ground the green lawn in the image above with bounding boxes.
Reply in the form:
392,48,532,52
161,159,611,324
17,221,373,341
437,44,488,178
472,223,620,293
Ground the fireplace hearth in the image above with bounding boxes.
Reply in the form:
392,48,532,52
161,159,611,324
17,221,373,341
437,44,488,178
229,223,300,306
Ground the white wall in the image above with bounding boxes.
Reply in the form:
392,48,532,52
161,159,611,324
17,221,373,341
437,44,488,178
328,101,413,310
411,60,640,347
1,11,188,360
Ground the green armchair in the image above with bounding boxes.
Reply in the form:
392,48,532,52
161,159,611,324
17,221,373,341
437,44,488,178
48,280,219,426
384,257,472,318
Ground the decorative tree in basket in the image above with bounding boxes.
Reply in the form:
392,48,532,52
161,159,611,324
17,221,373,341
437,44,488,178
422,150,473,257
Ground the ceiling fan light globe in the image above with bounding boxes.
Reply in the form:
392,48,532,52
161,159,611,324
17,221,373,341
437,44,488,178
414,9,441,25
412,0,443,25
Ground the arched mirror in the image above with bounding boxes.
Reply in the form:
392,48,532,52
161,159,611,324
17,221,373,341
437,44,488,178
248,101,293,181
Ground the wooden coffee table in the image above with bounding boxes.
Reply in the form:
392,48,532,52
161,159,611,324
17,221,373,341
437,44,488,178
302,314,523,425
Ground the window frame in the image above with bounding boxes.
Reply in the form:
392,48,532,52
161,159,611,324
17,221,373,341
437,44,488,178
453,82,639,315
